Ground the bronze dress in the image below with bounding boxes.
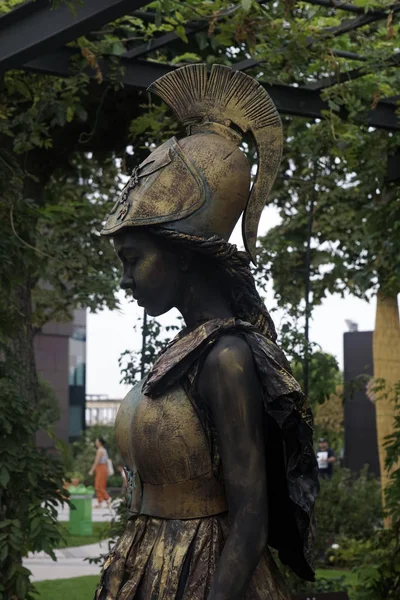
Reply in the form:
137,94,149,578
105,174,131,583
95,319,318,600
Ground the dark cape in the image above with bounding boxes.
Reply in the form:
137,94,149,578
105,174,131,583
143,318,319,582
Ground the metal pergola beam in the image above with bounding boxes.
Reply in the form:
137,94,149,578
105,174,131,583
261,83,398,131
123,2,247,60
1,0,398,131
123,24,201,60
124,0,392,62
24,47,174,90
23,48,399,131
306,52,400,91
0,0,152,75
306,0,389,15
321,3,400,37
232,48,367,75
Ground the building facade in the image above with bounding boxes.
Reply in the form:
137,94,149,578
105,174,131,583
68,309,87,440
86,395,121,427
343,330,380,477
34,309,86,445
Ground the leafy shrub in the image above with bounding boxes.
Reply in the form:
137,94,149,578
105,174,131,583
0,365,66,599
107,473,124,488
315,466,382,556
325,537,373,569
352,527,400,600
278,558,348,595
351,395,400,600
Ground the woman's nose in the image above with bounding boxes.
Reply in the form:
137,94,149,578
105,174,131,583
120,273,135,291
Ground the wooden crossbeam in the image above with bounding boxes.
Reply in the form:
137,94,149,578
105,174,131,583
23,49,399,131
0,0,152,75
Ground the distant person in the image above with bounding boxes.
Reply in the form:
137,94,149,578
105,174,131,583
89,437,111,508
115,458,128,491
317,438,336,479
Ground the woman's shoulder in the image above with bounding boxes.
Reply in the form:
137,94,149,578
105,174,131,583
202,332,253,371
199,333,258,393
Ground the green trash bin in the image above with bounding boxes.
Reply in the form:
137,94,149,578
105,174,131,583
69,488,93,536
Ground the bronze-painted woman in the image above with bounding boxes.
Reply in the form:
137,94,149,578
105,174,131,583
95,64,319,600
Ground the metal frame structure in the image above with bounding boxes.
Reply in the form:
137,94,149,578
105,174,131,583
0,0,399,131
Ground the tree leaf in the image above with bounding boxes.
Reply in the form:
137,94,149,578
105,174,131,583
0,467,10,488
175,25,188,43
66,105,75,123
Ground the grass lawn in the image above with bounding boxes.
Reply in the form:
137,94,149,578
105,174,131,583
33,569,357,599
57,522,111,548
317,567,358,587
34,575,99,599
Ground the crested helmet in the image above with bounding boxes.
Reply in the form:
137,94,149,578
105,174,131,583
101,64,283,263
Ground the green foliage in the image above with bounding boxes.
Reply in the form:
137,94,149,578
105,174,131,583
0,1,28,15
32,575,100,600
107,473,125,489
315,466,382,556
283,569,349,595
326,537,376,570
31,154,121,325
0,359,66,600
258,117,400,308
314,387,344,451
352,526,400,599
119,313,180,386
57,522,110,549
350,398,400,599
283,467,382,593
291,350,341,407
37,377,61,429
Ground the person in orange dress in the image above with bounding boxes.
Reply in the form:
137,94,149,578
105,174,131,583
89,437,111,508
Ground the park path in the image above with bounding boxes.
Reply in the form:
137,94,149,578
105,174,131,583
57,498,117,522
23,499,115,582
24,539,111,581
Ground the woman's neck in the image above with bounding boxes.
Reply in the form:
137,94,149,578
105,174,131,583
176,273,234,327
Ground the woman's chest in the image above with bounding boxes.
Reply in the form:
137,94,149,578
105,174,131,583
115,380,213,485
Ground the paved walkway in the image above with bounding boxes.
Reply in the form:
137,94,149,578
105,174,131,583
57,498,117,522
24,499,118,582
24,540,111,582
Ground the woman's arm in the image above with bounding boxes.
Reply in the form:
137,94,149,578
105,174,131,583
89,449,103,476
198,335,268,600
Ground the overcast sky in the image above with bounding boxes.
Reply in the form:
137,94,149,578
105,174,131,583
86,205,379,399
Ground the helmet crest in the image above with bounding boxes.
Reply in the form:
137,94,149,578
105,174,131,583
148,64,283,262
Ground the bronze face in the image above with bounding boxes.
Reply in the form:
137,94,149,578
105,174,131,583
113,228,184,317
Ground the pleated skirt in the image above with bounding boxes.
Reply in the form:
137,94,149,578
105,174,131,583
95,514,289,600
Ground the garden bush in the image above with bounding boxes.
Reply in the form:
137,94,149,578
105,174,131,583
324,537,373,569
0,366,66,599
315,466,382,556
350,396,400,600
277,558,349,595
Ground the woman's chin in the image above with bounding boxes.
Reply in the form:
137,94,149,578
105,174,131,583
135,296,173,317
144,304,168,318
137,302,156,317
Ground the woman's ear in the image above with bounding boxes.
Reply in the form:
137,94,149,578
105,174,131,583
178,249,193,272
